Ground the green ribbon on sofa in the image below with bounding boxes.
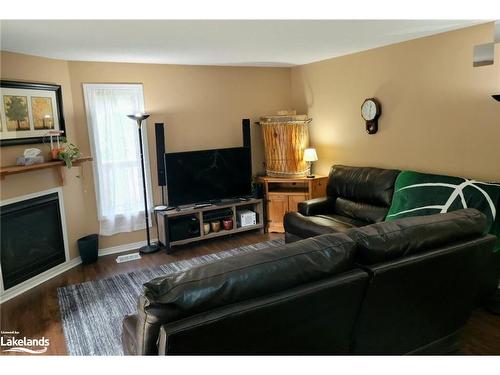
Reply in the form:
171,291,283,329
386,171,500,251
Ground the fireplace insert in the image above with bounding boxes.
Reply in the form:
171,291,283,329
1,192,66,290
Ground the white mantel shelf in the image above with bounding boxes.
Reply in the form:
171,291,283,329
0,156,92,185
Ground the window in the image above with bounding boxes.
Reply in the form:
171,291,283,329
83,84,153,236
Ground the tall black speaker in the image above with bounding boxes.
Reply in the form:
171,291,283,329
242,118,251,148
242,119,252,174
155,123,166,187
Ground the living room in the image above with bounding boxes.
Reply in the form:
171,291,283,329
1,1,500,373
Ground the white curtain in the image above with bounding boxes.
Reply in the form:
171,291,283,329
83,84,153,236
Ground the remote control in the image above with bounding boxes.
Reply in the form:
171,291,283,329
154,205,176,211
194,203,212,209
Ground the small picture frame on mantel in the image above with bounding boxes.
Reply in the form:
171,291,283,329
0,80,66,147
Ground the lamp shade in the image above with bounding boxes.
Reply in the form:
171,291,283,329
127,113,150,122
303,148,318,162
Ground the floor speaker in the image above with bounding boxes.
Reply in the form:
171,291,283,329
155,123,166,187
242,118,251,148
242,118,252,175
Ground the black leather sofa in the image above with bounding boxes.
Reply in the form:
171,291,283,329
284,165,400,243
122,208,498,355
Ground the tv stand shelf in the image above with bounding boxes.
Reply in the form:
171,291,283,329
156,198,264,251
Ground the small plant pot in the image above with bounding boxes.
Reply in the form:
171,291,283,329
51,148,64,160
210,221,221,233
203,223,211,235
222,218,233,230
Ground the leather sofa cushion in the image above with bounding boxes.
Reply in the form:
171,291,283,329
284,211,368,239
334,197,389,224
143,233,357,320
327,165,400,207
298,197,337,216
347,208,488,265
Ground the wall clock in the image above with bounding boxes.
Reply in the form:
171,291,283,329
361,98,381,135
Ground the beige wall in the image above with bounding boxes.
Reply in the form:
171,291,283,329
2,22,500,260
291,23,500,182
0,53,89,260
1,51,292,256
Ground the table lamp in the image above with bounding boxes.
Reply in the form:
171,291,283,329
304,148,318,179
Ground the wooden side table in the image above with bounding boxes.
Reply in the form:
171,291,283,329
257,175,328,233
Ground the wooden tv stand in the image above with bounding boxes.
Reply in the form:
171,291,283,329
156,198,264,252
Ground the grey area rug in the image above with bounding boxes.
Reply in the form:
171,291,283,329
57,238,284,356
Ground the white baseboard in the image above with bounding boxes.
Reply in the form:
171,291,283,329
0,238,159,304
98,238,159,257
0,256,82,304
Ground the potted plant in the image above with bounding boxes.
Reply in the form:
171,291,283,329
57,140,81,168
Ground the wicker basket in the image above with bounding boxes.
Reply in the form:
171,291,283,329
258,114,311,178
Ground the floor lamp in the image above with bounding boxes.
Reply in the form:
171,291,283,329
127,113,159,254
488,94,500,314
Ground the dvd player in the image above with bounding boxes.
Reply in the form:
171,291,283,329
203,208,233,222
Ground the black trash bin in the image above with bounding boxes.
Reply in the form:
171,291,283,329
78,234,99,264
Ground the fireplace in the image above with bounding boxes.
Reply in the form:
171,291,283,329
1,191,67,290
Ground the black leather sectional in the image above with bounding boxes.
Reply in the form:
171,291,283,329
123,208,499,354
284,165,400,243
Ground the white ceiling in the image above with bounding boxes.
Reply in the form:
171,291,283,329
0,20,485,67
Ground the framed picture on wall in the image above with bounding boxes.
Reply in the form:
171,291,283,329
0,80,66,146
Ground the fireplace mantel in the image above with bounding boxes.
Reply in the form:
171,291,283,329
0,156,92,185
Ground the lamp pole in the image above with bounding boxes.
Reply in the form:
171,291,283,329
128,113,159,254
485,94,500,313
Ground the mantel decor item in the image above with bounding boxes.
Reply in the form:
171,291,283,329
303,148,318,178
0,80,66,147
16,148,44,166
47,129,65,159
128,113,159,254
57,141,81,169
257,111,311,178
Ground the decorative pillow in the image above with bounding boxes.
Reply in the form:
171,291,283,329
386,170,500,251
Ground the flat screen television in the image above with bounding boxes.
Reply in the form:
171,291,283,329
165,147,252,206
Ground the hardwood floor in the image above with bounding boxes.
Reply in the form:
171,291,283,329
1,231,499,355
0,232,280,355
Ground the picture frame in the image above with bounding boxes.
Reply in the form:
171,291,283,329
0,80,66,147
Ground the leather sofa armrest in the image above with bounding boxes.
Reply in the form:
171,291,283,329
298,197,336,216
122,314,139,355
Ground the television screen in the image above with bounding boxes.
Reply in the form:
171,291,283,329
165,147,252,206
